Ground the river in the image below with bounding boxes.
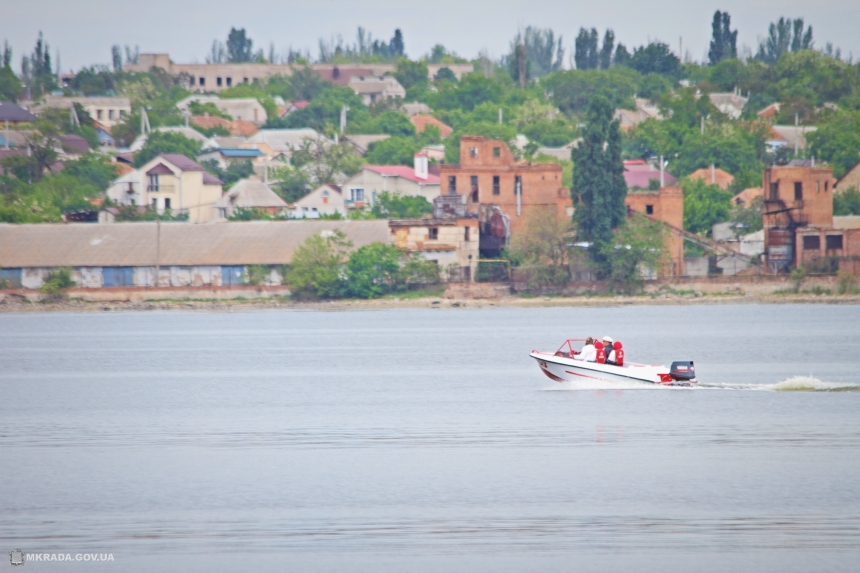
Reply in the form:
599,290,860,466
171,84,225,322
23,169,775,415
1,304,859,572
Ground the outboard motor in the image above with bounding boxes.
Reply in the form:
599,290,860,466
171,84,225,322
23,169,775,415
669,361,696,384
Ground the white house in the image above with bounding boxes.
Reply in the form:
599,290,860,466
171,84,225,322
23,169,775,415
340,153,441,209
106,153,224,223
214,178,288,219
289,184,346,218
175,96,269,125
348,76,406,105
242,128,329,160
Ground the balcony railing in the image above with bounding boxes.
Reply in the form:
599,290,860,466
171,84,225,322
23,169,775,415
147,185,176,193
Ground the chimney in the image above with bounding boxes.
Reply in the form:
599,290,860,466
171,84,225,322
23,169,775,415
414,152,428,180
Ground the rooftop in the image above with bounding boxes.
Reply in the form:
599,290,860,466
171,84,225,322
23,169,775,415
0,221,390,267
363,165,441,184
0,101,37,122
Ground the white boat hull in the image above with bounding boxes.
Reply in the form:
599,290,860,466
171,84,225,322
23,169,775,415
529,351,692,386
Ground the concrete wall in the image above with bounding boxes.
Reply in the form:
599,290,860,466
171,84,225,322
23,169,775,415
390,218,479,280
15,265,285,289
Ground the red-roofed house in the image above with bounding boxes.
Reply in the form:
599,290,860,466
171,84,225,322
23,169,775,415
106,153,224,223
409,115,453,138
341,154,441,208
688,166,735,190
622,159,676,189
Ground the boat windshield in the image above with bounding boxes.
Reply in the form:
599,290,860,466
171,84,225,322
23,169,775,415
555,339,587,357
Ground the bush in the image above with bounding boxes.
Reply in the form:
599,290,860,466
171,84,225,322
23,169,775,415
41,267,76,295
287,230,352,298
344,242,403,298
599,215,669,293
245,265,270,286
790,267,807,293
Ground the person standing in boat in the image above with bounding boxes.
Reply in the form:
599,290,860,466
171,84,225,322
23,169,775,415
574,337,597,362
603,336,617,365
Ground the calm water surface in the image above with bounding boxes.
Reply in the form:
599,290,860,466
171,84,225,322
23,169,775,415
1,304,859,572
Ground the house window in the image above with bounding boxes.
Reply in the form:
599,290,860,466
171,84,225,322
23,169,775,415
151,198,158,208
493,147,500,157
448,175,456,194
147,174,159,192
429,227,439,240
470,147,478,158
199,77,206,86
119,110,125,117
803,236,820,250
826,235,843,250
217,77,223,87
769,182,779,200
515,175,522,196
96,109,103,120
464,226,470,241
470,175,478,202
646,205,654,215
226,77,232,87
825,181,829,192
350,188,364,202
164,198,171,210
492,175,500,195
794,182,803,200
109,110,115,120
243,77,249,84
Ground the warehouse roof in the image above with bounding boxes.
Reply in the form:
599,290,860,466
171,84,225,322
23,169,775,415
0,220,390,267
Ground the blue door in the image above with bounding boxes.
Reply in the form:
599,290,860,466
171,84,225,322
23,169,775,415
0,267,22,288
221,266,245,286
103,267,134,287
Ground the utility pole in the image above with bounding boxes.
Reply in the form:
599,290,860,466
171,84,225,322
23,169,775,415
660,155,665,188
154,219,161,288
794,113,799,157
499,108,503,124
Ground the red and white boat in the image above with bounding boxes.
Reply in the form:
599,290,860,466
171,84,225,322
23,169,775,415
529,339,697,386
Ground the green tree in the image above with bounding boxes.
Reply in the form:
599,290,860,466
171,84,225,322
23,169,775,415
834,187,860,216
227,207,273,221
681,177,733,236
287,230,352,298
271,165,312,203
370,192,433,218
572,95,627,267
133,132,203,168
188,100,231,118
807,109,860,178
26,32,57,97
506,207,572,289
0,65,23,101
599,215,669,293
627,42,681,77
393,58,429,99
756,18,813,63
708,11,738,65
344,242,403,298
199,159,254,189
542,67,638,116
574,28,599,70
226,28,254,63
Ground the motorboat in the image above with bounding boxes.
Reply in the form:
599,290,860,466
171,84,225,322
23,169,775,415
530,339,697,386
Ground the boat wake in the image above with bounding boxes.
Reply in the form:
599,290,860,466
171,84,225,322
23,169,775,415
546,376,860,392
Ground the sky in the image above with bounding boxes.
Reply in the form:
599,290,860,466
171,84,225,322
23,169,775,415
1,0,859,72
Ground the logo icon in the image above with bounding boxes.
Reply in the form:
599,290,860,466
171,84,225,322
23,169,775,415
9,549,24,566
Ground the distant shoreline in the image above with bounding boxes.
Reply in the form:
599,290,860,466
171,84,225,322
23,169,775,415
2,292,859,313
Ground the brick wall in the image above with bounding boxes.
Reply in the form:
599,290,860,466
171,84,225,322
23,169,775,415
625,186,684,275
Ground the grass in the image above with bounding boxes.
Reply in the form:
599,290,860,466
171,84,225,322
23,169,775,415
381,285,445,300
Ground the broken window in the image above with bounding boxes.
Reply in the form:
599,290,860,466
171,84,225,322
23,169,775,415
429,227,439,240
199,77,206,86
769,182,779,200
794,181,803,200
803,236,820,250
164,198,171,210
448,176,456,194
826,235,843,250
493,147,500,157
646,205,654,215
470,147,478,158
492,175,500,195
470,175,479,202
226,77,233,87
